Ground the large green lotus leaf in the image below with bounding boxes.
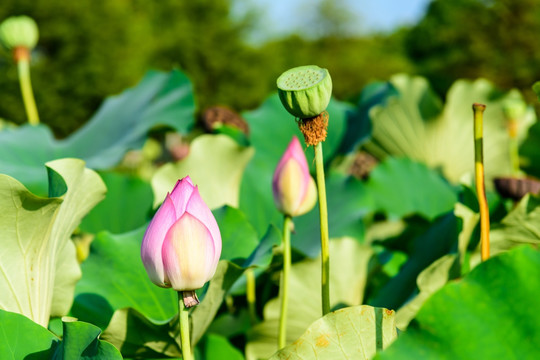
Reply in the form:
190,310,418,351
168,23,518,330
366,157,458,220
293,172,373,257
75,227,178,322
229,225,282,295
0,159,105,327
376,246,540,359
52,319,122,359
70,294,115,331
454,201,481,259
294,157,457,257
243,225,282,269
152,134,255,209
0,70,195,195
339,81,397,153
395,201,481,330
101,317,246,360
0,309,58,359
80,172,153,234
395,254,460,330
490,194,540,250
520,121,540,178
213,205,260,263
239,94,351,235
197,333,245,360
190,261,245,344
0,309,121,359
227,224,282,296
365,75,535,184
369,213,458,311
100,308,180,358
207,309,252,339
246,238,374,360
51,239,83,318
270,305,397,360
101,261,244,358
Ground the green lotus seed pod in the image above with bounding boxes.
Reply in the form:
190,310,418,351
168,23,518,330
277,65,332,119
0,16,39,50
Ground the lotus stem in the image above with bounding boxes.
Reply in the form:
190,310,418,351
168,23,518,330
178,292,194,360
508,119,520,177
278,215,293,348
473,103,490,261
314,142,330,315
17,57,40,125
246,268,257,325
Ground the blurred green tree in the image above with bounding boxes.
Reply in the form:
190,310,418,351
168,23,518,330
140,0,272,114
0,0,155,137
0,0,259,137
406,0,540,99
0,0,412,136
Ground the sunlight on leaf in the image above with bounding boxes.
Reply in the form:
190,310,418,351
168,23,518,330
246,238,374,360
0,159,105,327
270,305,397,360
152,134,255,209
376,246,540,359
365,75,535,184
0,70,195,195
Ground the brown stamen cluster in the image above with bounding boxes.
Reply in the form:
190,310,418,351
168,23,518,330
297,111,328,146
13,46,30,62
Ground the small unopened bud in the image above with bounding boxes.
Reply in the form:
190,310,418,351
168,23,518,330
272,137,317,217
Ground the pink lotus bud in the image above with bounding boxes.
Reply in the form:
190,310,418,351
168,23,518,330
272,137,317,217
141,176,222,291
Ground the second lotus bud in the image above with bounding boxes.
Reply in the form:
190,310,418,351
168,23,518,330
273,136,317,217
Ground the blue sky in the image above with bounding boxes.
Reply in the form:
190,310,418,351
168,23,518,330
234,0,432,40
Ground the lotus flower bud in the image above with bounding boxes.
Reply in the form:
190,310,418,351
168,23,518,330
141,176,222,292
277,65,332,119
0,16,39,50
273,137,317,217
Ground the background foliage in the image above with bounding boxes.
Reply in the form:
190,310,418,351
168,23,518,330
406,0,540,101
0,0,411,137
2,0,540,359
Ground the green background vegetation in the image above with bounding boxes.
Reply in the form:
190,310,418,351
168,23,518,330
1,0,539,137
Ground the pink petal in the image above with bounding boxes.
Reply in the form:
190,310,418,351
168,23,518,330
161,212,218,290
274,137,310,175
288,137,310,174
295,176,318,216
274,158,306,215
141,194,177,287
185,187,222,264
169,176,195,218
